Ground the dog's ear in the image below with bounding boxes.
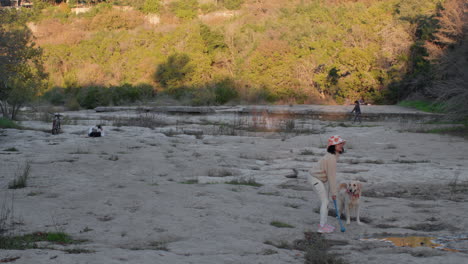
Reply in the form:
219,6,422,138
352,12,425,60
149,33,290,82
357,182,363,193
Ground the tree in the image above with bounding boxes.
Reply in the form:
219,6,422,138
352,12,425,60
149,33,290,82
0,9,47,120
425,0,467,120
154,53,194,97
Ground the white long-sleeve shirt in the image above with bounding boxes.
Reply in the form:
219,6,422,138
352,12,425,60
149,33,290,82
309,153,339,196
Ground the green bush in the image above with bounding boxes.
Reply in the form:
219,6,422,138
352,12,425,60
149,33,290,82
77,86,111,109
200,3,219,14
88,9,144,30
0,118,20,129
200,24,227,54
79,2,114,19
135,83,155,101
42,87,66,105
155,53,194,92
110,84,139,105
65,97,81,111
110,83,155,105
190,87,216,106
142,0,161,14
222,0,244,10
214,78,238,104
170,0,199,20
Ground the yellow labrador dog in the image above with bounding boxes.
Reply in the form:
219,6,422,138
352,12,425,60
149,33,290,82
338,181,363,225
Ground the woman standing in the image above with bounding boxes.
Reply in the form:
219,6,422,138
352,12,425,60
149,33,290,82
308,135,346,233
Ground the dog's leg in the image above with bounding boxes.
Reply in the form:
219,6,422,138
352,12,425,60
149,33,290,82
338,198,344,219
345,203,351,225
356,204,363,225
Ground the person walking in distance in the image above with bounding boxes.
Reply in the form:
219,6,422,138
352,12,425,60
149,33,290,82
308,135,346,233
351,100,362,124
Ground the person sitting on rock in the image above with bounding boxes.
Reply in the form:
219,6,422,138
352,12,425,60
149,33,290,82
88,125,104,137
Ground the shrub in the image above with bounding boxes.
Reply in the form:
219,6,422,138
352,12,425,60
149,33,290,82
142,0,161,14
0,118,20,129
222,0,244,10
170,0,199,20
200,3,218,14
77,86,111,109
110,84,140,105
214,78,238,104
155,53,194,93
42,87,66,105
200,24,227,54
88,9,144,30
0,232,80,250
65,97,81,111
190,87,216,106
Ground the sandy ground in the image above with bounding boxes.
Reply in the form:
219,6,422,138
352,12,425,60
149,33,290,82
0,106,467,264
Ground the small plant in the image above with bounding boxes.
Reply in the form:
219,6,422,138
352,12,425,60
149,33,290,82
262,248,278,255
300,149,315,155
70,148,90,154
80,226,93,233
385,144,397,149
0,118,20,129
226,178,262,187
207,168,233,177
392,159,430,163
162,129,180,137
264,240,292,249
108,155,119,161
45,232,74,244
3,147,18,152
27,191,43,196
284,203,300,209
270,221,294,228
149,241,169,251
448,172,467,199
8,162,31,189
258,191,281,196
180,179,198,184
0,196,12,233
64,248,94,254
0,232,82,250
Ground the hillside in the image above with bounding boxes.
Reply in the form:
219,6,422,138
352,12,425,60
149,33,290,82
3,0,466,108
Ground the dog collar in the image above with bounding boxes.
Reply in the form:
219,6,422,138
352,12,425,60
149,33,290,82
347,189,360,198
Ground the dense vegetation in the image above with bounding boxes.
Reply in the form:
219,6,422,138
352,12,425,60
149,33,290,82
1,0,466,120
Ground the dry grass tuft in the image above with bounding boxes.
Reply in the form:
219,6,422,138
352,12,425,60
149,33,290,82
8,162,31,189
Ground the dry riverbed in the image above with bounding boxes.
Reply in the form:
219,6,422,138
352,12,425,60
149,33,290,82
1,107,467,264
